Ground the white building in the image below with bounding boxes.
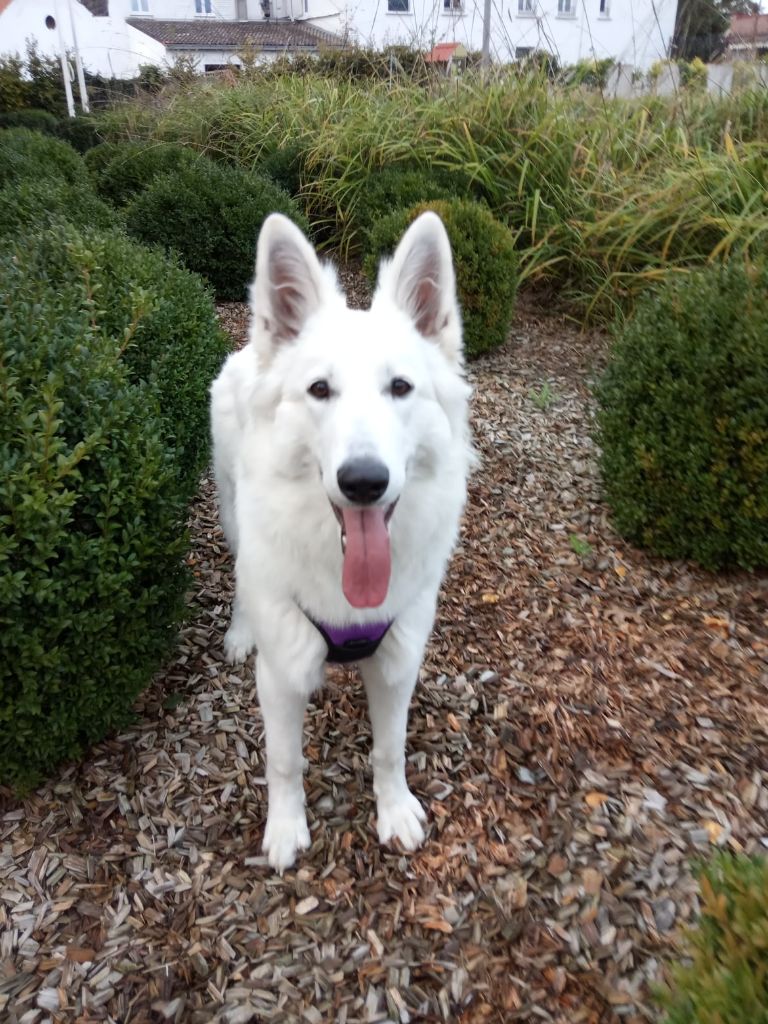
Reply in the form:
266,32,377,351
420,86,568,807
338,0,678,69
0,0,166,78
0,0,342,78
0,0,676,78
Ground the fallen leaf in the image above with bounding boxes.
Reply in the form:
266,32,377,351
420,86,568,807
421,918,453,934
582,868,603,896
547,853,568,877
584,791,609,810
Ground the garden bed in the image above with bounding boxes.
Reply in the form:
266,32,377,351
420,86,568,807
1,283,766,1024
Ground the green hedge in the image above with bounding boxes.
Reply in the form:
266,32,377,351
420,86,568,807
93,140,202,206
0,109,59,134
0,228,192,790
56,114,103,153
365,199,518,359
656,854,768,1024
353,164,460,242
258,141,304,198
0,127,84,185
596,261,768,569
125,159,309,301
24,225,230,499
0,177,121,238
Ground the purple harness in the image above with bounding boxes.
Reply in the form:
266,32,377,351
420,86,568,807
307,615,393,664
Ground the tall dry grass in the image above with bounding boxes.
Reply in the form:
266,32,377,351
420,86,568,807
98,70,768,322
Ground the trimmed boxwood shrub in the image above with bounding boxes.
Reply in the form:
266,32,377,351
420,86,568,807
0,230,190,790
83,140,131,189
655,853,768,1024
0,127,84,186
125,159,309,300
365,199,518,359
23,225,230,499
595,261,768,570
258,141,304,198
94,140,202,206
353,164,460,240
0,177,121,238
0,108,59,134
56,114,103,153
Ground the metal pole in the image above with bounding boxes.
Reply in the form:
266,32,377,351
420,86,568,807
54,1,76,118
67,0,90,113
481,0,492,69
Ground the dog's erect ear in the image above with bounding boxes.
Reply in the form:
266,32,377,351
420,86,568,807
373,211,462,364
250,214,326,351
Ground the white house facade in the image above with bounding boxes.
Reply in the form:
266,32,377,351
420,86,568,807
335,0,678,69
0,0,166,78
0,0,342,77
0,0,676,77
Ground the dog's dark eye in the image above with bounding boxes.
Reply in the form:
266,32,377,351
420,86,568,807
390,378,413,398
308,380,331,400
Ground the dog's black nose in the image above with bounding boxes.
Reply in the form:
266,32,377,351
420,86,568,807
337,458,389,505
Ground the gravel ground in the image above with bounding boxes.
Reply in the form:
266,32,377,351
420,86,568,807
1,275,767,1024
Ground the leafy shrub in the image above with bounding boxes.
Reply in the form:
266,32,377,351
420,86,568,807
22,224,230,498
595,261,768,569
95,140,201,205
125,159,309,300
0,108,59,134
258,141,304,197
353,164,461,240
0,127,84,185
566,58,615,89
365,200,518,359
0,228,190,790
0,177,121,238
57,114,104,153
655,853,768,1024
84,140,129,181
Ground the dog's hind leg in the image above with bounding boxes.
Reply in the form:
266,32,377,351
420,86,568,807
359,597,436,852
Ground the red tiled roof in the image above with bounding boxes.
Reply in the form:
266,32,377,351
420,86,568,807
425,42,460,63
126,17,343,51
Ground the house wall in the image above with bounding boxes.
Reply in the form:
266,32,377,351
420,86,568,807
321,0,677,69
110,0,238,19
171,45,288,67
0,0,677,80
0,0,166,77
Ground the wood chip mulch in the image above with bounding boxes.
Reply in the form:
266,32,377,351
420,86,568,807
2,273,767,1024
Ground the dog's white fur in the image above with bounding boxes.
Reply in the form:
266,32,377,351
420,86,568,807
210,212,471,871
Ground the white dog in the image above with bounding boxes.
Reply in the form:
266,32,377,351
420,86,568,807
210,211,471,871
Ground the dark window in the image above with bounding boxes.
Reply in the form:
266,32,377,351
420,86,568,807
388,0,409,11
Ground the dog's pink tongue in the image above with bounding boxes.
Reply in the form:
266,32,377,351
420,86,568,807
341,507,391,608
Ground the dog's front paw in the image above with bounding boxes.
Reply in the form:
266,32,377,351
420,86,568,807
263,813,311,873
223,621,256,664
377,790,427,851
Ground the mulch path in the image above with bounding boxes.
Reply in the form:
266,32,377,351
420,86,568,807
1,275,767,1024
